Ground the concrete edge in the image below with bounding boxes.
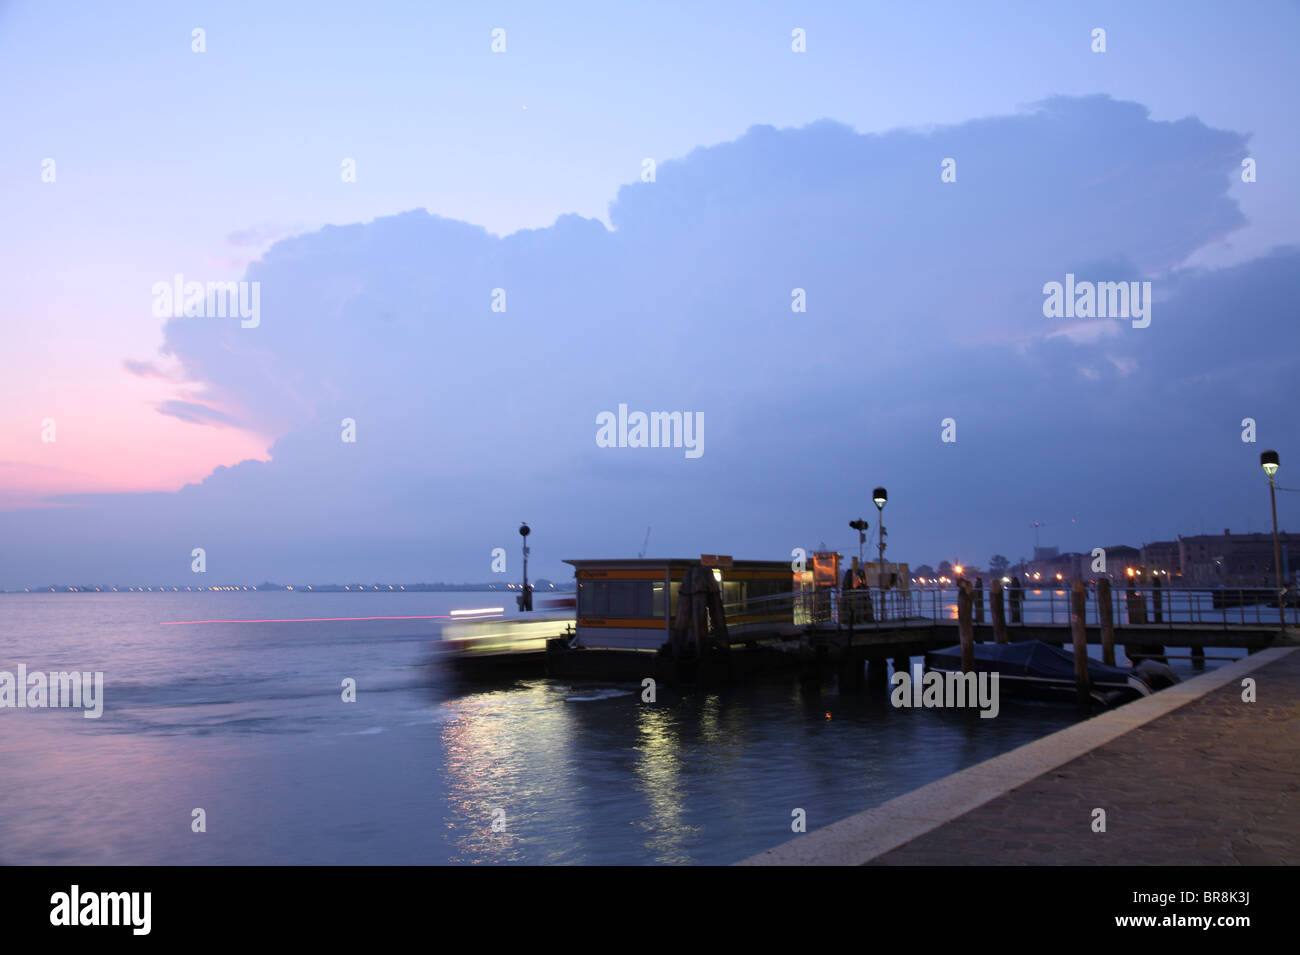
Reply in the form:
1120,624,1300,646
735,645,1297,866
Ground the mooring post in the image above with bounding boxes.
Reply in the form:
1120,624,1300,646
1191,645,1206,671
1096,577,1115,666
1071,579,1090,710
1133,587,1148,625
991,578,1008,644
958,580,974,674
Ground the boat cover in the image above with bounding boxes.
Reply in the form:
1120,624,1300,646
926,640,1135,685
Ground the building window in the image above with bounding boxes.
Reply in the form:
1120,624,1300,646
580,580,655,618
607,582,637,617
652,581,667,618
579,581,608,616
723,580,742,605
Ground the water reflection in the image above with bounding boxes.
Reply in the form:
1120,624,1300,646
632,705,695,864
440,685,576,864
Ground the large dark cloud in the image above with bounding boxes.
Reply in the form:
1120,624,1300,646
4,95,1294,587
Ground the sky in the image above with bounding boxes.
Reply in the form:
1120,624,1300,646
1,1,1298,587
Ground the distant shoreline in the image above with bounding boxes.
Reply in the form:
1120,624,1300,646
0,582,575,595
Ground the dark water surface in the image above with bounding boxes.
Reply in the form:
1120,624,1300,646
0,592,1238,864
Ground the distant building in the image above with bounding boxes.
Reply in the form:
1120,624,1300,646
1141,540,1182,577
1178,529,1300,588
1022,550,1082,583
1102,545,1142,578
1021,545,1140,584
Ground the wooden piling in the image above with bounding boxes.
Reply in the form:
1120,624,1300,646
991,578,1008,644
1133,588,1148,625
1070,579,1090,710
1191,646,1206,671
958,580,974,674
1096,577,1115,666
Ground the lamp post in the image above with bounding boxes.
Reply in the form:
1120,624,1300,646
518,523,533,612
1261,452,1285,629
873,487,888,590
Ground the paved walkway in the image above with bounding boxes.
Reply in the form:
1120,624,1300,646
740,645,1298,865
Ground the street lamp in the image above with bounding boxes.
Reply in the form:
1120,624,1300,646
872,487,888,591
518,523,533,612
1261,451,1285,629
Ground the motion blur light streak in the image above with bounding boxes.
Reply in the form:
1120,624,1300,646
159,614,459,625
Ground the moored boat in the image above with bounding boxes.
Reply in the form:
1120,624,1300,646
925,639,1175,708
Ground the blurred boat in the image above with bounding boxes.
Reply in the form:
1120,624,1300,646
437,611,575,678
924,639,1174,708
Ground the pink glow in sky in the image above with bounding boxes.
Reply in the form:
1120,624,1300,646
1,358,269,509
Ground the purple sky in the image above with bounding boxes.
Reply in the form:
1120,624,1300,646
2,3,1297,586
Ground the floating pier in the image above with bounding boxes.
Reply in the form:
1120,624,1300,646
441,556,1292,686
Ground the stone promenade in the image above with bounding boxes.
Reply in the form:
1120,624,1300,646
739,645,1298,865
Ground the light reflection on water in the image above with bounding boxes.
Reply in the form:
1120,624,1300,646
0,592,1243,865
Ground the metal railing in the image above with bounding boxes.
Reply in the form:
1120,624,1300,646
718,585,1296,637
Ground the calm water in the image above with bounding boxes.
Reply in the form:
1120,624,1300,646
0,592,1240,865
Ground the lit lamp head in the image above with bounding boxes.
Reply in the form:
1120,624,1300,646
1261,450,1280,479
872,487,887,511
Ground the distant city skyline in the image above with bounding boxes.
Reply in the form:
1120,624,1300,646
8,522,1297,592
